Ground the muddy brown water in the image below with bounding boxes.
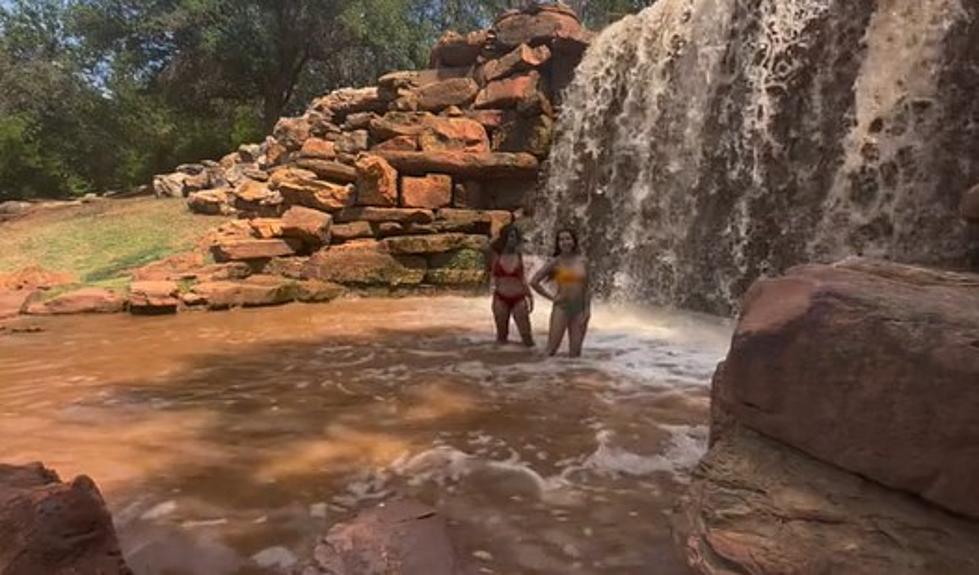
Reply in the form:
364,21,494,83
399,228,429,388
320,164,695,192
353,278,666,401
0,296,732,575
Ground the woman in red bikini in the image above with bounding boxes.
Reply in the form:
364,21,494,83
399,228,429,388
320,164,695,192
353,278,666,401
490,224,535,346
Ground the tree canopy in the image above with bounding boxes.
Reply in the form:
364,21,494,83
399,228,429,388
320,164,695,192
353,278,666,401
0,0,652,201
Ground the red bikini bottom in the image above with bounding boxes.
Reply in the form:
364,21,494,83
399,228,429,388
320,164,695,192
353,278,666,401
494,291,529,310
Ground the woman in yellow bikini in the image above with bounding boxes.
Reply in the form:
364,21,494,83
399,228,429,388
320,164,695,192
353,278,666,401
530,228,590,357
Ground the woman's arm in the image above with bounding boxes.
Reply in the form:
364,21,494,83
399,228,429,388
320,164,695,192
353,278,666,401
530,258,557,301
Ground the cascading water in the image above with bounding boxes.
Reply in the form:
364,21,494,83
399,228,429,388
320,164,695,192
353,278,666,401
537,0,979,315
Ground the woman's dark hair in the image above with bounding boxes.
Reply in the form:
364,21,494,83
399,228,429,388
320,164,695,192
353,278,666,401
491,223,523,254
553,227,580,257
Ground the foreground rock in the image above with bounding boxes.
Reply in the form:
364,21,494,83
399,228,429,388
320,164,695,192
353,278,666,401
675,259,979,574
128,281,180,315
298,500,458,575
25,288,127,315
674,427,979,575
0,463,132,574
712,259,979,518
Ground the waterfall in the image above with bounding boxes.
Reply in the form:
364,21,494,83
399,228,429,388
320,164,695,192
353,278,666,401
537,0,979,315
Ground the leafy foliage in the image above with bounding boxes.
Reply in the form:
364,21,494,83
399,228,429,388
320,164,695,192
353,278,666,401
0,0,650,201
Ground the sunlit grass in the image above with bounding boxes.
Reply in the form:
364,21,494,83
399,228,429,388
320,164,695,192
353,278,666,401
0,197,221,290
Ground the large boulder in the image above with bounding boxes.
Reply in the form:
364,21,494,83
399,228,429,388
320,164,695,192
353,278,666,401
712,259,979,518
298,500,459,575
311,87,388,119
299,138,337,160
373,151,538,179
0,463,132,574
674,427,979,575
25,288,126,315
302,241,427,287
355,155,399,207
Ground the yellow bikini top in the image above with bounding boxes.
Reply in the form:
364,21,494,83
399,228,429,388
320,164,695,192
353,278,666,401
554,263,586,286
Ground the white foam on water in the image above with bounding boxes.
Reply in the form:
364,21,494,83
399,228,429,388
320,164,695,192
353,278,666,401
141,500,178,521
251,546,298,570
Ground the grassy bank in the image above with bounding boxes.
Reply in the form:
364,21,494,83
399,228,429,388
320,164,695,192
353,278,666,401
0,198,220,291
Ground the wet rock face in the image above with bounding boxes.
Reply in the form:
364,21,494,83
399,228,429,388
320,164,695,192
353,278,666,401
542,0,979,315
674,259,979,574
713,259,979,519
0,463,132,575
674,427,979,575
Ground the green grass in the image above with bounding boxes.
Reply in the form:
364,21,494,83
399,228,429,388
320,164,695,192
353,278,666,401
0,198,221,291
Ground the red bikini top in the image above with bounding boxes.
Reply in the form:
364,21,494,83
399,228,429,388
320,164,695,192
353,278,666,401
493,256,524,278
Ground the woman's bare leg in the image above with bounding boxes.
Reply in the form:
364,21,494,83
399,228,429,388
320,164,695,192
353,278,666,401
568,311,590,358
492,296,511,343
512,300,535,347
547,305,568,356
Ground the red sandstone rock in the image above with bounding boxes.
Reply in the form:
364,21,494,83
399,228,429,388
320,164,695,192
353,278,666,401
382,233,489,255
25,288,126,315
335,207,435,225
463,110,510,131
249,218,284,239
301,500,458,575
0,463,132,575
0,266,74,291
311,87,388,117
414,78,480,112
302,241,427,286
273,116,311,150
355,155,399,207
187,188,233,215
0,289,32,319
372,135,419,152
272,168,354,212
331,221,375,242
293,159,359,184
373,151,539,179
211,238,301,262
300,138,337,160
430,30,489,68
493,5,589,52
475,72,541,110
282,206,333,247
483,44,552,82
189,275,298,309
295,279,346,303
378,69,474,101
435,208,513,237
234,179,272,202
402,175,453,209
418,118,489,153
493,114,554,157
128,280,180,314
674,426,979,575
961,183,979,222
713,259,979,519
